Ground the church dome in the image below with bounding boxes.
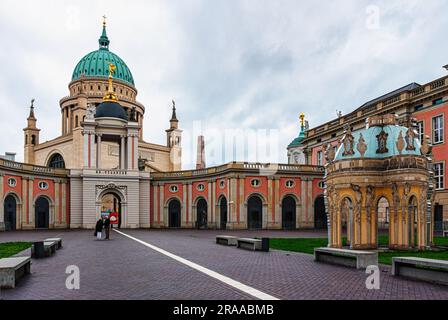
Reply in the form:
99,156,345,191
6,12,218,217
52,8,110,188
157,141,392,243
334,115,421,161
71,23,135,86
95,101,128,121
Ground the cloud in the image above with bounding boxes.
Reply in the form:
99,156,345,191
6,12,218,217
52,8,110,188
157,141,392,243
0,0,447,169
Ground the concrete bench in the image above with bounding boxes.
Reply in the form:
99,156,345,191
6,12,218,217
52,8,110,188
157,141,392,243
314,247,378,269
392,257,448,286
0,256,31,289
216,236,238,246
45,238,63,250
32,241,57,258
237,238,262,251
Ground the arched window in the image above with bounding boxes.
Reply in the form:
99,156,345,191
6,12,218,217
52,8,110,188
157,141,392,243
48,153,66,169
75,115,79,128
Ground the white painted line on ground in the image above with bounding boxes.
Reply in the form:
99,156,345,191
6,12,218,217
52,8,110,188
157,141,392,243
113,229,280,301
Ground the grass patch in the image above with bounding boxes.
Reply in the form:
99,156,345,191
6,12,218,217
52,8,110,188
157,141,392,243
0,242,32,258
270,237,448,265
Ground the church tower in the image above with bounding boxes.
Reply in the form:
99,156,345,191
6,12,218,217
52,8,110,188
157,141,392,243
287,113,307,165
23,99,40,164
166,100,182,171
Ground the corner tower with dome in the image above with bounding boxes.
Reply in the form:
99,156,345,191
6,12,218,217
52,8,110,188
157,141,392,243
24,19,182,173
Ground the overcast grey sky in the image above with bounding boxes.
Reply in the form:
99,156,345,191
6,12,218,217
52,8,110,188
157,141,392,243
0,0,447,169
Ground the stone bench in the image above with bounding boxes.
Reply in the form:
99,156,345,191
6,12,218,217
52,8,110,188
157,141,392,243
314,247,378,269
0,256,31,289
31,241,57,258
216,236,238,246
45,238,63,250
392,257,448,286
237,238,263,251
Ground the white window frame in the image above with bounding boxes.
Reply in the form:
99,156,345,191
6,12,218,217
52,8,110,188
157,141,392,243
219,180,225,189
417,121,425,143
197,184,205,192
432,114,444,145
317,151,323,166
169,185,179,193
434,162,445,190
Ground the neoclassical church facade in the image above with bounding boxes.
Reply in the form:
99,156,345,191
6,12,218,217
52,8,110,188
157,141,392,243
0,21,326,232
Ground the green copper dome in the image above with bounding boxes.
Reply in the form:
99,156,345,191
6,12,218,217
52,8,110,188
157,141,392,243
71,24,135,86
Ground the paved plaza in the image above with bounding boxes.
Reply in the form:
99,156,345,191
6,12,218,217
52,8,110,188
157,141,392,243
0,229,447,300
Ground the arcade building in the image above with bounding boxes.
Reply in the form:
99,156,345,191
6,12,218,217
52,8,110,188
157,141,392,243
0,21,326,232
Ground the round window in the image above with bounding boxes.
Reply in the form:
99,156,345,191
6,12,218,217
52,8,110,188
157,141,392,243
38,181,49,190
7,178,17,187
219,180,225,189
169,185,178,193
251,179,261,187
318,181,325,189
197,184,205,192
286,180,295,188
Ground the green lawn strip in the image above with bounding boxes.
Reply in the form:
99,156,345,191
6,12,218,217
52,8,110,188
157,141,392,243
0,242,32,259
270,237,448,265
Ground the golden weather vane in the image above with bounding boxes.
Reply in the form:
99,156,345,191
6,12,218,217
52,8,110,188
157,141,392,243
299,113,305,127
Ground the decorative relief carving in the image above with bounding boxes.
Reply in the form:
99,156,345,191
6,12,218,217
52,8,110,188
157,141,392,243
365,185,375,223
396,131,405,155
405,128,416,151
392,183,400,222
342,129,355,157
420,135,431,156
356,133,367,157
351,184,362,223
376,130,389,154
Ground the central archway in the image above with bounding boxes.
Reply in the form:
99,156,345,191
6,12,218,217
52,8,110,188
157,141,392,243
168,199,181,228
282,196,296,230
247,195,263,230
4,195,17,231
35,197,50,229
196,198,208,229
100,192,122,229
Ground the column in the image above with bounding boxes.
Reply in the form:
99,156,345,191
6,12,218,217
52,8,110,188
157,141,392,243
301,179,307,226
61,109,65,135
96,134,102,169
274,178,280,228
127,135,132,170
28,178,34,225
239,177,245,224
120,135,126,170
61,181,66,225
159,185,164,226
54,180,60,227
182,183,187,226
68,107,72,133
207,181,212,227
267,178,273,226
188,183,193,227
0,174,4,229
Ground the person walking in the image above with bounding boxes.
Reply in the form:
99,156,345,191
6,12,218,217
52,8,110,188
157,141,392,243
104,216,111,240
95,218,104,240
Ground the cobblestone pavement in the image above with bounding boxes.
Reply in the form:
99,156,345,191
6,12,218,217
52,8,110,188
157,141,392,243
0,229,447,300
